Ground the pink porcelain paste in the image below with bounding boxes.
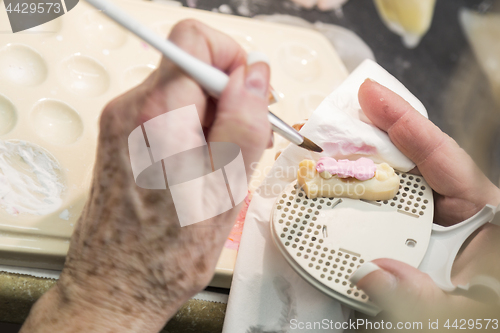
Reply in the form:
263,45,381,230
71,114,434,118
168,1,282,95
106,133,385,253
316,157,376,180
224,191,252,251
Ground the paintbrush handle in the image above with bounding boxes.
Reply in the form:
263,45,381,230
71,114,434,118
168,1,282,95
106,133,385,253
85,0,305,146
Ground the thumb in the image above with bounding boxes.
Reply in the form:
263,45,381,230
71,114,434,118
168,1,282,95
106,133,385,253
349,259,445,319
208,60,271,175
358,79,500,225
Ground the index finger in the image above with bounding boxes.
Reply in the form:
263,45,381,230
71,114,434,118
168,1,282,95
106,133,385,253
358,79,448,167
165,19,247,76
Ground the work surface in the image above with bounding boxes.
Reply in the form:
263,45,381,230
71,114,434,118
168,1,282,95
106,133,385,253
1,0,499,331
0,272,227,332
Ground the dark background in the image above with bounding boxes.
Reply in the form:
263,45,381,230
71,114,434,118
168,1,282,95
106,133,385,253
181,0,500,183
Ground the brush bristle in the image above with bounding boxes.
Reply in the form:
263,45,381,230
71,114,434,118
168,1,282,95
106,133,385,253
299,137,323,152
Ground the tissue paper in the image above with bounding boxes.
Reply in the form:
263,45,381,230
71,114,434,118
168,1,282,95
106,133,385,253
312,59,428,171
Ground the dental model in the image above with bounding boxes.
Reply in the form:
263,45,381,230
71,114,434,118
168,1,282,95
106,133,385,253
297,157,400,200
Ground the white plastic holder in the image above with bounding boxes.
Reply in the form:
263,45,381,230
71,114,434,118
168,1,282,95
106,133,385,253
419,204,500,302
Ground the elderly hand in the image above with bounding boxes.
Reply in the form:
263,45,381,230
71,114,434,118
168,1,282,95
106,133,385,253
349,79,500,325
21,19,271,333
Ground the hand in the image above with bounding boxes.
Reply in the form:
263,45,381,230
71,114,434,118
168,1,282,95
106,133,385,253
349,79,500,324
21,19,271,333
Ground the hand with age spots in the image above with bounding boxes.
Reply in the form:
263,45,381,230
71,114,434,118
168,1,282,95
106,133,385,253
20,19,271,333
349,79,500,326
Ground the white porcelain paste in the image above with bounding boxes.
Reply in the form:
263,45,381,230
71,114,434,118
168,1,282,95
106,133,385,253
0,140,64,215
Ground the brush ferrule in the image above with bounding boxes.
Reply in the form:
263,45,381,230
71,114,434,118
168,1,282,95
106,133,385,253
268,112,303,146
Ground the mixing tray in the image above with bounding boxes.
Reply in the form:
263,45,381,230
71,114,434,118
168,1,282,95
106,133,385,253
0,0,347,286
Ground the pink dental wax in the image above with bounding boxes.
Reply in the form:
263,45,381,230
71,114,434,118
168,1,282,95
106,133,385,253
316,157,376,180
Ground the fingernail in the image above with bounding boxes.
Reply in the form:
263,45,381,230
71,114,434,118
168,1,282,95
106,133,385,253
350,262,398,299
268,89,280,105
349,262,381,285
247,51,270,66
245,62,269,98
365,78,378,84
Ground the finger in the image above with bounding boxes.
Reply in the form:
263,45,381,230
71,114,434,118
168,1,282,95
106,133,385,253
349,259,446,320
358,79,459,170
208,61,271,175
139,19,247,124
267,131,274,149
358,79,500,223
166,19,247,73
351,259,500,321
246,52,273,150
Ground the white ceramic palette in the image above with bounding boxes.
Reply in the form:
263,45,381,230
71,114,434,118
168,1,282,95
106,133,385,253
0,0,348,286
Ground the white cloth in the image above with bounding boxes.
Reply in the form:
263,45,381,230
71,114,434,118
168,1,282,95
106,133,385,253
222,59,428,333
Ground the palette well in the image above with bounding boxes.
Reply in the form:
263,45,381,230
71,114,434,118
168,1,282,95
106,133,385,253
0,0,347,287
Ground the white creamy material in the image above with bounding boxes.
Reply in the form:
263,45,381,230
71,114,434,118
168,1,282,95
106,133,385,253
0,140,64,215
59,209,70,220
304,59,428,171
